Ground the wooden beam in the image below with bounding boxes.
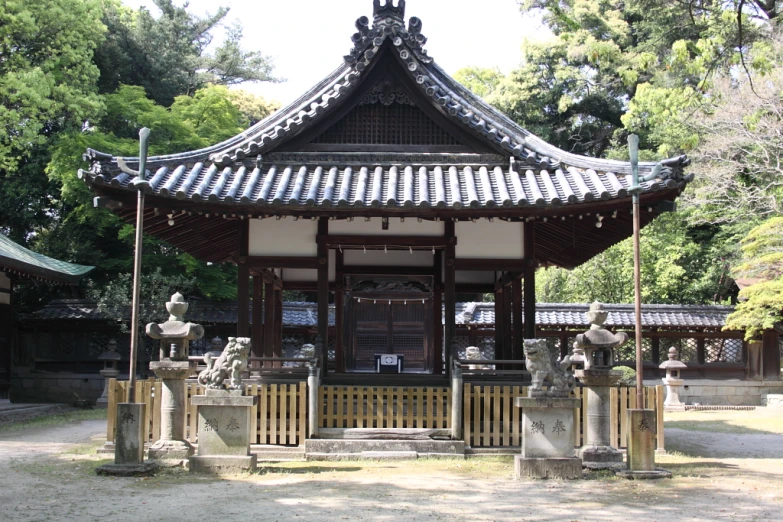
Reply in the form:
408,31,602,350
454,259,525,272
511,278,523,361
495,287,505,361
318,235,454,248
433,249,443,375
317,218,330,372
342,265,435,276
263,281,275,361
335,249,345,373
251,275,263,360
455,283,496,294
444,220,456,378
523,221,536,339
274,286,283,361
237,219,250,337
240,256,320,269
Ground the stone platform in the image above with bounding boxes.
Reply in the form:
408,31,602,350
190,389,257,473
305,439,464,460
514,396,582,480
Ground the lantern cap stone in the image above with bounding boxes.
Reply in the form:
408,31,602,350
659,347,687,370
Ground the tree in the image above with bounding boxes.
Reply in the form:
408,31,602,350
94,0,278,107
0,0,105,172
725,218,783,339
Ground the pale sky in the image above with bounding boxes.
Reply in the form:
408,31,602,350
122,0,548,105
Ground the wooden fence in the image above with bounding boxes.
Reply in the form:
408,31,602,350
462,384,664,449
106,379,307,446
319,386,451,429
107,379,663,451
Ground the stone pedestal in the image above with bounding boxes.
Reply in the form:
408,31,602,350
190,389,257,473
96,403,156,476
96,368,119,409
148,361,194,462
514,397,582,479
575,369,624,470
617,409,671,479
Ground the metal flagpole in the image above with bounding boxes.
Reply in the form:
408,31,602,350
122,128,151,403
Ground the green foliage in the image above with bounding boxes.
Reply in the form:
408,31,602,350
725,278,783,340
226,90,280,125
94,0,277,107
537,213,711,304
725,218,783,339
0,0,105,172
89,267,195,333
452,67,505,98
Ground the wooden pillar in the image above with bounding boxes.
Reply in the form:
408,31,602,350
317,218,329,372
511,277,523,360
237,220,250,337
651,328,660,377
495,287,505,361
444,220,456,378
762,329,782,380
697,334,706,378
251,275,263,362
523,221,536,339
433,250,443,375
335,249,345,373
274,285,283,359
503,279,512,362
263,280,275,364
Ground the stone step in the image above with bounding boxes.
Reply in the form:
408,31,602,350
305,438,465,457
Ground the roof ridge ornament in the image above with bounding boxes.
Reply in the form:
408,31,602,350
373,0,405,21
344,1,430,68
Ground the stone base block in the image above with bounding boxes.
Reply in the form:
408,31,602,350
148,439,193,461
189,455,257,474
762,394,783,408
616,468,672,480
514,456,582,480
96,462,157,477
579,445,624,470
95,398,109,409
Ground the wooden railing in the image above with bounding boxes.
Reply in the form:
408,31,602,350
106,378,307,446
319,386,451,430
462,384,664,450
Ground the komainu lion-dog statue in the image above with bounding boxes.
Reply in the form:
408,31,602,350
197,337,251,389
523,338,575,397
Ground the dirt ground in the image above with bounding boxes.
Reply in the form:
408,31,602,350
1,409,782,521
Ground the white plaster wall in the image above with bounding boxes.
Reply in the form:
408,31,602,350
455,220,524,259
249,218,317,256
0,272,9,305
329,217,444,236
344,250,434,267
0,272,10,289
282,269,316,282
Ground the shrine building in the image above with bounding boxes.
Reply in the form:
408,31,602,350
79,0,692,385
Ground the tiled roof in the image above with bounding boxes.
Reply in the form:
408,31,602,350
455,302,733,329
32,299,733,329
0,234,94,284
82,151,687,210
80,3,691,212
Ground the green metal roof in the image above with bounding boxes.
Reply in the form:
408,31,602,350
0,234,94,284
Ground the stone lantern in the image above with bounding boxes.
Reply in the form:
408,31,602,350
659,347,687,410
145,292,204,462
574,302,629,470
96,339,122,408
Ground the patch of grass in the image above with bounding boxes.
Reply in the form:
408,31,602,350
0,409,107,434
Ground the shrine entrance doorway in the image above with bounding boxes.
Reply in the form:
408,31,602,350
345,276,435,374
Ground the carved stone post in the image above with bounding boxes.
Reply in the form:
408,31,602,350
146,293,204,462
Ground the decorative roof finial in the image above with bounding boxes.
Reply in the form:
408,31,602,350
373,0,405,21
